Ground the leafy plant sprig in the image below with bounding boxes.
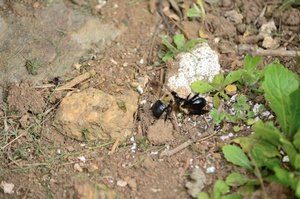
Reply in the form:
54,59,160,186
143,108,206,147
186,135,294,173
160,34,206,62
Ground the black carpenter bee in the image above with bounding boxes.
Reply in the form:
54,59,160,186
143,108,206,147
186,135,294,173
152,91,207,120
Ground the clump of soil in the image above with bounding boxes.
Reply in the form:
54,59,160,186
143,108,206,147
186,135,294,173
7,82,45,114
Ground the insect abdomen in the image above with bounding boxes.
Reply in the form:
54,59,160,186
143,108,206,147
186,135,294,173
152,100,167,118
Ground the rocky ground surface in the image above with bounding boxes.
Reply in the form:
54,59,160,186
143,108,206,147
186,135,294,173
0,0,299,198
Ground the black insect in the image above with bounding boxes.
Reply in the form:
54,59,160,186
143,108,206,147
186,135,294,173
152,91,208,120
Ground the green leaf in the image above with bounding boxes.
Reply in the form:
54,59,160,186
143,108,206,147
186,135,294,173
233,125,241,132
191,80,214,94
233,137,254,153
296,180,300,198
280,136,298,168
224,70,242,86
294,154,300,170
213,93,221,108
222,145,252,170
213,180,229,199
211,74,225,87
173,34,186,50
237,183,255,196
244,55,262,72
184,38,206,51
197,192,210,199
161,35,178,54
225,172,249,187
221,194,243,199
252,121,281,146
293,129,300,152
273,167,298,189
289,89,300,136
262,63,299,133
250,141,281,168
210,108,226,125
162,51,174,62
187,3,201,17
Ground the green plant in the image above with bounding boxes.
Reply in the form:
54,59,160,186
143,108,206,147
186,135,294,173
191,55,263,98
280,0,300,10
187,0,206,19
25,58,42,75
218,63,300,198
192,55,265,126
160,34,206,62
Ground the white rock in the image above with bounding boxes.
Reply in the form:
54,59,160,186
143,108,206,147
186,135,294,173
110,58,118,65
78,156,86,163
259,21,279,49
220,133,234,141
253,103,260,115
56,149,61,154
167,43,220,96
136,85,143,94
0,181,14,194
282,156,289,163
117,180,127,187
261,110,271,117
74,163,83,172
206,166,216,173
262,36,279,49
260,21,277,37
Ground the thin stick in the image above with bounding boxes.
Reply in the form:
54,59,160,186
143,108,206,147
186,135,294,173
238,45,300,57
55,70,96,91
108,138,120,155
1,131,27,150
33,84,56,89
159,131,218,157
147,19,162,65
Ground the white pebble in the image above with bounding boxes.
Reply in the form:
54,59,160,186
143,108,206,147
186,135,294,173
206,166,216,173
78,156,86,163
282,156,289,163
110,58,118,65
117,180,127,187
140,99,147,105
56,149,61,154
137,85,143,94
74,163,83,172
0,181,14,194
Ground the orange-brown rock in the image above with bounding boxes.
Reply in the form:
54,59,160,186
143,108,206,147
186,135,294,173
55,88,138,141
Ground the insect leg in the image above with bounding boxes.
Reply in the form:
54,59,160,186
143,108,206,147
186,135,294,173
164,105,173,121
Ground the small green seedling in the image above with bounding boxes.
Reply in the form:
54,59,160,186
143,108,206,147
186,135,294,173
219,63,300,198
187,0,206,19
160,34,206,62
25,58,42,75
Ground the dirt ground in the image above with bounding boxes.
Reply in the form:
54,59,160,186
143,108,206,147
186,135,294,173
0,0,299,198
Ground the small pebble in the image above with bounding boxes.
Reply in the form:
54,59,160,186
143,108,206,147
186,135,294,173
110,58,118,65
282,156,289,163
206,166,216,174
140,99,147,105
78,156,86,163
74,163,83,172
117,180,127,187
137,85,143,94
0,181,14,194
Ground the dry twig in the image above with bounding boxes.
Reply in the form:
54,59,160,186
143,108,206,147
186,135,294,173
238,45,300,57
159,130,218,157
55,69,96,91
